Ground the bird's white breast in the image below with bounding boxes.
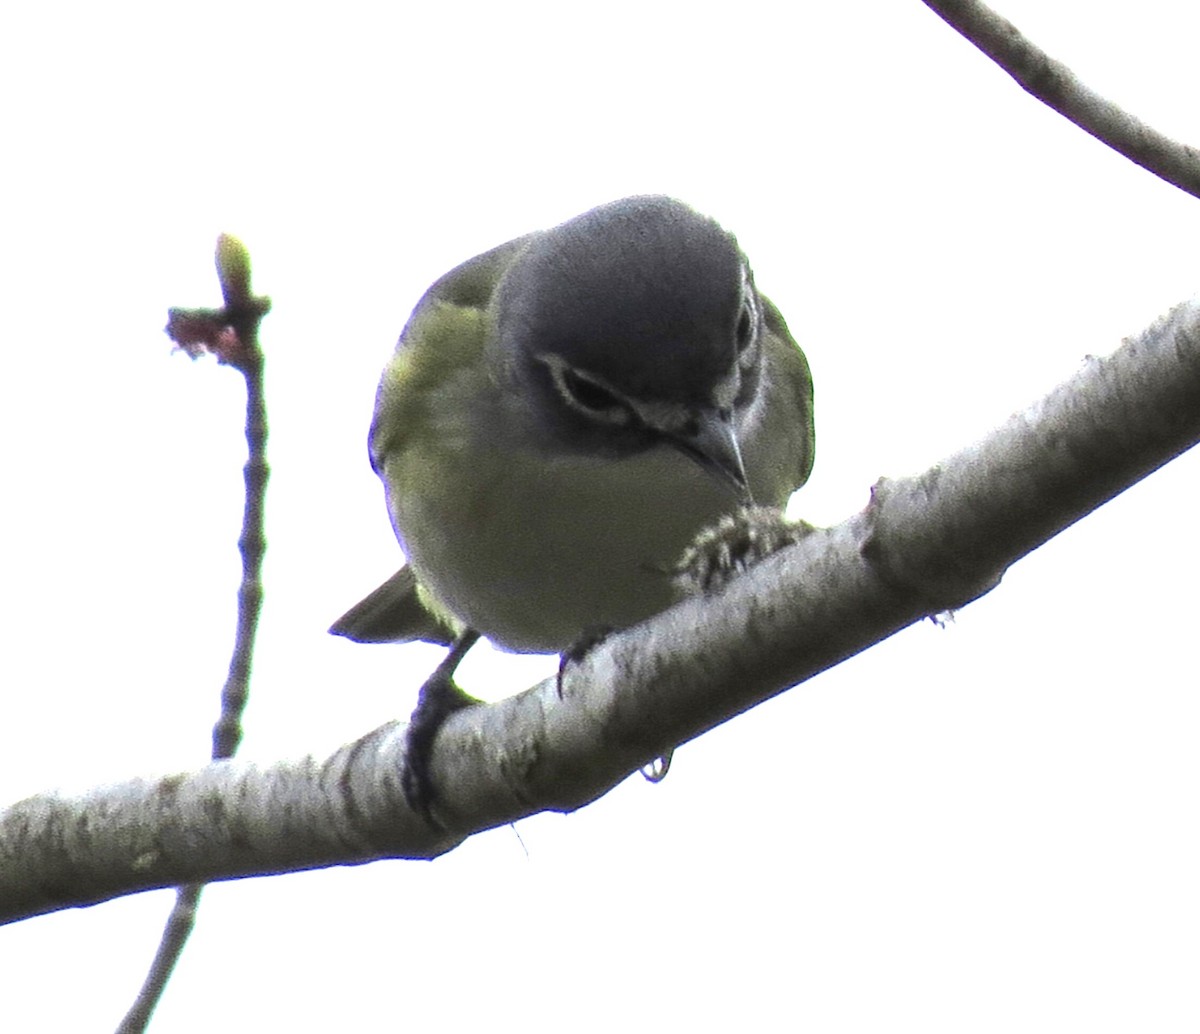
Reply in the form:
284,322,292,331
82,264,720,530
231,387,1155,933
385,429,744,654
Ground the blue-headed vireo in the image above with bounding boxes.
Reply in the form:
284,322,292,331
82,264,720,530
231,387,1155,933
332,195,814,821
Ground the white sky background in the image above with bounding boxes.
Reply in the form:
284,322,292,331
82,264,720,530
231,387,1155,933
2,1,1198,1029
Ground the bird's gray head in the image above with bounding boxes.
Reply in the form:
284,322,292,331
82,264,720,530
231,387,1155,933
491,195,763,499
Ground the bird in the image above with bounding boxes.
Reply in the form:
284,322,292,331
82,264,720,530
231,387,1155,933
331,195,814,823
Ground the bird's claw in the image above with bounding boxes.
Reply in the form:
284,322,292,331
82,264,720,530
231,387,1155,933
556,626,613,698
402,632,481,828
672,506,815,595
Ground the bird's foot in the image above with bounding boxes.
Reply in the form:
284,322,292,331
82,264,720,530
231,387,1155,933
402,632,480,828
672,506,815,595
556,625,613,698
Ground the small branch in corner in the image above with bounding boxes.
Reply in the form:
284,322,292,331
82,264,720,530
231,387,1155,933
921,0,1200,200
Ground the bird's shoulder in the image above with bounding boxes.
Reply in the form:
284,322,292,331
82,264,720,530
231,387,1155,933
369,234,534,466
422,233,534,312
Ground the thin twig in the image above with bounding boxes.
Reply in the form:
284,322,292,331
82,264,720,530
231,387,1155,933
113,886,202,1034
116,236,271,1034
922,0,1200,200
212,342,268,760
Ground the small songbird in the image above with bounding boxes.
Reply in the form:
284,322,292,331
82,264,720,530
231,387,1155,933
332,195,814,820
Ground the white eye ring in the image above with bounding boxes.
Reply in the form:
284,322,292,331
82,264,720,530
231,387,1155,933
736,268,760,355
736,302,756,353
540,355,635,426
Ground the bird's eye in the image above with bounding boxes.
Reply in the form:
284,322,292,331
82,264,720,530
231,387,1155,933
735,302,756,353
557,366,633,425
563,368,617,411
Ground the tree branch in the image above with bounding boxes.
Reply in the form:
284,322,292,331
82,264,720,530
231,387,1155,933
921,0,1200,200
3,299,1199,926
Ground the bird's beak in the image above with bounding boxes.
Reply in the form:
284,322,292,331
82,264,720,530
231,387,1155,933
672,408,752,506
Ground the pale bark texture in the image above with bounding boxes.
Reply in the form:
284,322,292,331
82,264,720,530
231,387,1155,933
3,299,1198,926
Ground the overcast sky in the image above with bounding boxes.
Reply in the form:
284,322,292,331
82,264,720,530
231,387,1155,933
2,2,1199,1030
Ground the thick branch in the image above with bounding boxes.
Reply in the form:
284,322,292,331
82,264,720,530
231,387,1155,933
922,0,1200,200
3,300,1199,925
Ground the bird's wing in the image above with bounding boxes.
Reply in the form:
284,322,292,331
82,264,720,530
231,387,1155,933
761,294,816,493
